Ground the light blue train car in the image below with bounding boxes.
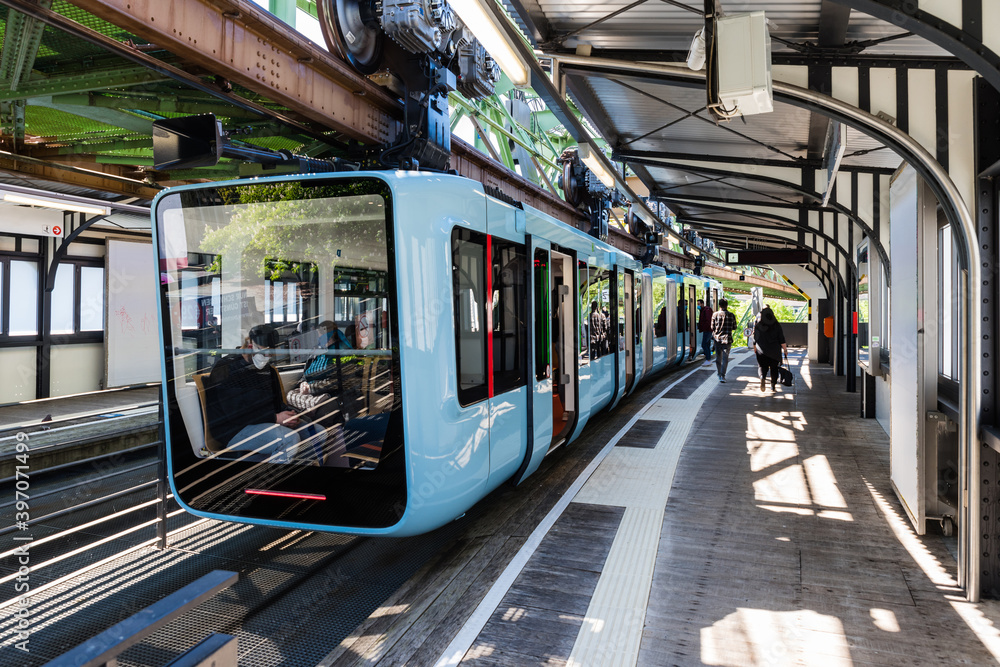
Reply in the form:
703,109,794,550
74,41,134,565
153,170,704,537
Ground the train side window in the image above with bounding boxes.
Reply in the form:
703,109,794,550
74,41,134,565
586,266,611,359
452,228,488,406
578,261,589,364
492,238,527,394
534,249,550,381
634,277,643,344
653,275,667,337
677,285,686,333
617,271,625,350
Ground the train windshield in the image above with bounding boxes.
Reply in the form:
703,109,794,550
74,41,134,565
155,177,405,529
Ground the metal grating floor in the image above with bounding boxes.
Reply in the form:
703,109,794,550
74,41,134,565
616,419,670,448
661,367,714,399
1,512,469,666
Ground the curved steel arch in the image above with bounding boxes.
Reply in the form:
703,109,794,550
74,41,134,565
697,225,843,302
549,53,982,599
664,198,858,269
684,212,854,293
624,157,891,275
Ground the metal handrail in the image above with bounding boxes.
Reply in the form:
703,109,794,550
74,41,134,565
40,570,238,667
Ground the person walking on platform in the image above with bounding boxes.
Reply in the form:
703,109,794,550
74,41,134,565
711,298,737,382
753,305,787,392
697,299,713,361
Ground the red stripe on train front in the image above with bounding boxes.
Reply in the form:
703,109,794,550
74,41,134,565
245,489,326,501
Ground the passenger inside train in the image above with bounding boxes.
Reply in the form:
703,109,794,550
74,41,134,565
203,323,324,463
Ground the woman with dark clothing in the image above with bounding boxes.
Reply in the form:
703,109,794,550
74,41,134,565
753,306,787,391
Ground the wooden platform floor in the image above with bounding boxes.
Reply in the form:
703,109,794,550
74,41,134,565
321,354,1000,666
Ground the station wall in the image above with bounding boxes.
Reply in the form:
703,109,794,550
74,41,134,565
0,225,155,404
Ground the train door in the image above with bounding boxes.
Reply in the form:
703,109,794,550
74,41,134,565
485,199,528,488
624,269,636,392
688,284,697,359
513,241,554,484
549,249,577,449
642,272,653,375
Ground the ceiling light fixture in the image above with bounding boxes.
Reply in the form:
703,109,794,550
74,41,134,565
448,0,530,87
3,193,110,216
577,143,616,189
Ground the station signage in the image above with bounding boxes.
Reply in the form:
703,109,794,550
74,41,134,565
726,249,810,265
0,205,65,237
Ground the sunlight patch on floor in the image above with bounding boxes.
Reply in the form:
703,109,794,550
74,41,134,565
700,608,850,666
863,476,1000,661
803,454,848,508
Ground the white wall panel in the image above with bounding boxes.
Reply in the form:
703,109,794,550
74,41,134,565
834,171,852,213
986,0,1000,57
832,67,860,108
50,344,103,397
948,69,977,213
919,0,962,30
889,165,924,531
907,69,938,160
880,174,893,248
869,68,897,125
771,64,809,88
0,348,36,402
856,172,875,229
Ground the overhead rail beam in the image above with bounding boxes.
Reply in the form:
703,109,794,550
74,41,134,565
60,0,402,144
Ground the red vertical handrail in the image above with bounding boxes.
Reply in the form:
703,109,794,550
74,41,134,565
486,235,494,398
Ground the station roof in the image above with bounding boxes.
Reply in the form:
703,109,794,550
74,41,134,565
0,1,973,267
508,0,968,260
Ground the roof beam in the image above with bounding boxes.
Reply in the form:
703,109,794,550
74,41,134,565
807,1,852,159
543,49,969,69
614,148,895,174
0,151,159,198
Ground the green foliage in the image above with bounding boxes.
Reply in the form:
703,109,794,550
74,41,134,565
724,296,804,347
199,179,390,279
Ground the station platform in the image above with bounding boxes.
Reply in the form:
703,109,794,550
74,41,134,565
0,385,160,436
0,385,160,477
326,351,1000,667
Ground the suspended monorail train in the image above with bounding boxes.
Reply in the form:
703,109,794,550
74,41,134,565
154,171,722,536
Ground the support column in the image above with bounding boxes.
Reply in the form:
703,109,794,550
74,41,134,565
836,282,846,376
847,267,857,393
975,77,1000,598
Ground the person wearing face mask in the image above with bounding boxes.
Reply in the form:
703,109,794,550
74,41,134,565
205,323,318,462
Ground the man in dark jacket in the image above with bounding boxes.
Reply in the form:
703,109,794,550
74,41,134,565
697,299,713,360
711,299,737,382
753,305,787,391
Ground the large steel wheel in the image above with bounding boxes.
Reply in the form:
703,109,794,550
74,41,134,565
317,0,384,75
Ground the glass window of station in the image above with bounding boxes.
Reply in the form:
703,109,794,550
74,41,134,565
155,178,404,529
